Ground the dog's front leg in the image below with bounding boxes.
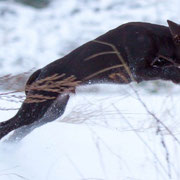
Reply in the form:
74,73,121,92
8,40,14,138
161,66,180,83
134,60,180,83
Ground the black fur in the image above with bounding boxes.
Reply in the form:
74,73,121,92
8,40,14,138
0,20,180,141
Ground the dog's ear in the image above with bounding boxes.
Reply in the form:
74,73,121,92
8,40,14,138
167,20,180,45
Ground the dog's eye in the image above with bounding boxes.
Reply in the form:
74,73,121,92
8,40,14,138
153,58,166,67
173,35,180,45
152,57,173,68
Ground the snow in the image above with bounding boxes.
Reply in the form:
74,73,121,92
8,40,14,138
0,84,180,180
0,0,180,74
0,0,180,179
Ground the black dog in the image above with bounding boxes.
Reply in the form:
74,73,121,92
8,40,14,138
0,20,180,141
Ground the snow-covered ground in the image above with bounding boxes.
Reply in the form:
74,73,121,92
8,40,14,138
0,0,180,180
0,84,180,180
0,0,180,74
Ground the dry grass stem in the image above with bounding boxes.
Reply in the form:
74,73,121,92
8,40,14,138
93,40,135,81
83,64,124,81
84,51,117,61
0,70,33,91
109,72,129,83
25,73,81,103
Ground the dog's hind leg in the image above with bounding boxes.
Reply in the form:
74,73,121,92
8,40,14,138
5,94,70,142
0,93,70,142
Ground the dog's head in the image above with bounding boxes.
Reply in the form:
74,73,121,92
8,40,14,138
149,20,180,84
